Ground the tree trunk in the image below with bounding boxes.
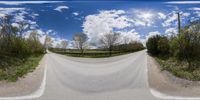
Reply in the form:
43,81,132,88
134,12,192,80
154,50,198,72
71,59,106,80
81,48,84,56
109,46,112,56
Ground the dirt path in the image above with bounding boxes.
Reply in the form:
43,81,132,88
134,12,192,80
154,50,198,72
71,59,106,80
148,55,200,97
0,56,45,97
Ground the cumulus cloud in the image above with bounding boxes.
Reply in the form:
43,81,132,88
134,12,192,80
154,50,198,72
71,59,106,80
24,29,46,43
83,10,134,44
162,11,190,27
189,7,200,17
128,9,155,27
118,29,141,44
165,27,178,37
24,29,62,47
0,7,37,30
158,12,166,19
82,9,158,45
0,8,25,17
162,12,177,27
194,12,200,16
54,6,69,12
0,1,64,5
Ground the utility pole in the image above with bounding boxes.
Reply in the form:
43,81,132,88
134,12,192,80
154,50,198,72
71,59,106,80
177,12,181,34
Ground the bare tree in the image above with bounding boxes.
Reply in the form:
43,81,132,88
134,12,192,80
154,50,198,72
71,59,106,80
56,43,61,48
0,15,13,37
72,33,88,54
100,32,121,56
61,40,68,51
28,30,43,53
17,21,29,38
29,30,39,41
44,35,53,50
0,15,18,52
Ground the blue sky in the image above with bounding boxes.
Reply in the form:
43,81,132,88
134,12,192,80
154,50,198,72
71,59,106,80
0,1,200,47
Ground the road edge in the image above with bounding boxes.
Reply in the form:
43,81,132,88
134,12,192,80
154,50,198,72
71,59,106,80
0,58,47,100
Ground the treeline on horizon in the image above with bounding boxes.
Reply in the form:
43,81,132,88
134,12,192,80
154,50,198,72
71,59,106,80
50,32,145,57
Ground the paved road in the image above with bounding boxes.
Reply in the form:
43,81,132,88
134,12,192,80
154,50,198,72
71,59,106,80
1,50,198,100
30,50,163,100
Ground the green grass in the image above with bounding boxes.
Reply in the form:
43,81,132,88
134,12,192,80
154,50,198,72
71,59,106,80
155,57,200,81
54,50,131,58
0,55,43,82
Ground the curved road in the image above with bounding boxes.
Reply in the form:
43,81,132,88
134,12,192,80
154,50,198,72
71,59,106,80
1,50,180,100
31,50,163,100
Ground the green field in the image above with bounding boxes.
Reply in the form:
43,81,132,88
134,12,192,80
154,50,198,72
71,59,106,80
50,48,144,58
53,50,127,58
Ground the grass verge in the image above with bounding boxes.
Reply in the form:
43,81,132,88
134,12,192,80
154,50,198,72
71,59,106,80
155,57,200,81
0,55,44,82
52,50,137,58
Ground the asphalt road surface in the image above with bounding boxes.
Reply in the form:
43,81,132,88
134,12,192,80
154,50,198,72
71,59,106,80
29,50,164,100
2,50,185,100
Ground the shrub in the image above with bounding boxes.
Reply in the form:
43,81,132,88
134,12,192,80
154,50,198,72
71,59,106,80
146,35,161,55
157,36,170,56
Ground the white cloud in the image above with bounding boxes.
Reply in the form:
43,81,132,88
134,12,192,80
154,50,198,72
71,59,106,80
162,12,177,27
146,31,161,40
165,28,177,37
0,8,29,23
0,8,25,17
189,7,200,16
24,29,45,43
162,11,190,27
158,12,166,19
118,29,141,44
30,13,39,19
51,37,68,48
47,30,53,34
128,9,155,27
46,29,57,36
0,7,41,36
182,12,190,17
27,20,38,29
83,9,155,46
0,1,64,5
54,6,69,12
11,23,19,27
83,10,132,44
194,11,200,16
165,1,200,4
73,12,79,16
14,12,27,22
189,7,200,11
24,29,60,46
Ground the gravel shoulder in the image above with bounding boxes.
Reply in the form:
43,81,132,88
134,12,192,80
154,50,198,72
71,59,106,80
0,55,45,97
148,55,200,97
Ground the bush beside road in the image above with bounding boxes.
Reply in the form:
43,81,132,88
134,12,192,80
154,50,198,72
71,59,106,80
146,20,200,81
0,55,44,82
0,15,45,82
